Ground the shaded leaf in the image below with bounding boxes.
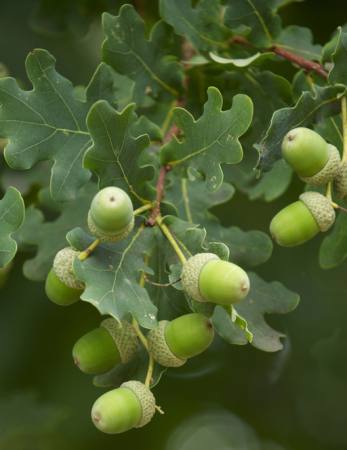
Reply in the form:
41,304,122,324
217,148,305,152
276,26,322,60
16,183,96,281
329,29,347,86
224,0,281,48
160,0,230,52
0,187,25,267
212,273,299,351
161,87,253,191
319,212,347,269
102,5,182,104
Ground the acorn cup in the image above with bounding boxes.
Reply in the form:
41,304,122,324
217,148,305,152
72,318,139,375
45,247,84,306
147,313,215,368
88,186,134,242
270,191,335,247
181,253,250,305
91,380,156,434
282,127,341,186
334,161,347,199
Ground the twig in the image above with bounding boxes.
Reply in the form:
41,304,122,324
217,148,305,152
147,165,172,226
230,35,328,79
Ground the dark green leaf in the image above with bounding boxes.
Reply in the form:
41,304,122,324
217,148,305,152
329,29,347,86
276,26,322,60
159,0,230,52
319,212,347,269
69,226,158,329
212,273,299,351
0,187,25,267
102,5,183,104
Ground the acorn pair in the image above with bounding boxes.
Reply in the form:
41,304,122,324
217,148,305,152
270,127,340,247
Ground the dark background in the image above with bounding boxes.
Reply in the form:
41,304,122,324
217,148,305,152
0,1,347,449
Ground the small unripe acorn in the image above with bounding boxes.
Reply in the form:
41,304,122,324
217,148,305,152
282,128,340,185
270,191,335,247
72,319,138,375
147,313,214,368
91,380,156,434
181,253,250,305
45,247,84,306
88,187,134,242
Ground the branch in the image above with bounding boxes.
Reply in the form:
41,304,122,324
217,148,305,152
230,35,328,79
146,164,171,226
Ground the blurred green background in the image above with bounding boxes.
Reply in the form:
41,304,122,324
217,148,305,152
1,1,347,449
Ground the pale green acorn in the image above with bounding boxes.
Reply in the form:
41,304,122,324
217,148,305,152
91,380,156,434
270,191,335,247
72,318,139,375
45,247,84,306
88,186,134,242
147,313,214,368
282,127,341,186
181,253,250,305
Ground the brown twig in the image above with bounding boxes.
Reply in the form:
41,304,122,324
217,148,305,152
230,35,328,79
146,164,172,226
271,45,328,79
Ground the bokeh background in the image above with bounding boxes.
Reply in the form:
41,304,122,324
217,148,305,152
0,1,347,449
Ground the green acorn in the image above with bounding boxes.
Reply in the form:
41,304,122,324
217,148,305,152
181,253,250,305
91,381,156,434
147,313,214,368
45,247,84,306
334,161,347,198
270,191,335,247
88,187,134,242
72,318,139,375
282,127,340,185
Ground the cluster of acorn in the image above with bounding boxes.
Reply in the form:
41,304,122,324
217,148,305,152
270,127,347,247
43,185,251,434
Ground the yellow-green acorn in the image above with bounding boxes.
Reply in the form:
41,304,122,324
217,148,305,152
270,191,335,247
282,127,340,185
91,381,156,434
88,187,134,242
72,318,139,375
334,161,347,198
181,253,250,305
147,313,214,368
45,247,84,306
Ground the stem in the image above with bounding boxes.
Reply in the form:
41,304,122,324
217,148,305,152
326,182,333,201
134,203,153,216
331,202,347,213
132,317,149,351
230,35,328,79
147,165,171,226
155,216,187,264
341,97,347,163
145,354,155,388
78,238,100,261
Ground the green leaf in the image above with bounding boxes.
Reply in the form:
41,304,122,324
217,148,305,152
94,348,166,389
16,183,96,281
258,84,345,171
102,5,183,104
329,29,347,86
161,87,253,191
0,52,133,203
0,187,25,267
224,0,282,48
85,100,154,201
159,0,230,52
218,70,293,200
275,26,322,60
212,273,299,352
315,115,342,149
165,175,272,267
319,212,347,269
69,226,158,329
